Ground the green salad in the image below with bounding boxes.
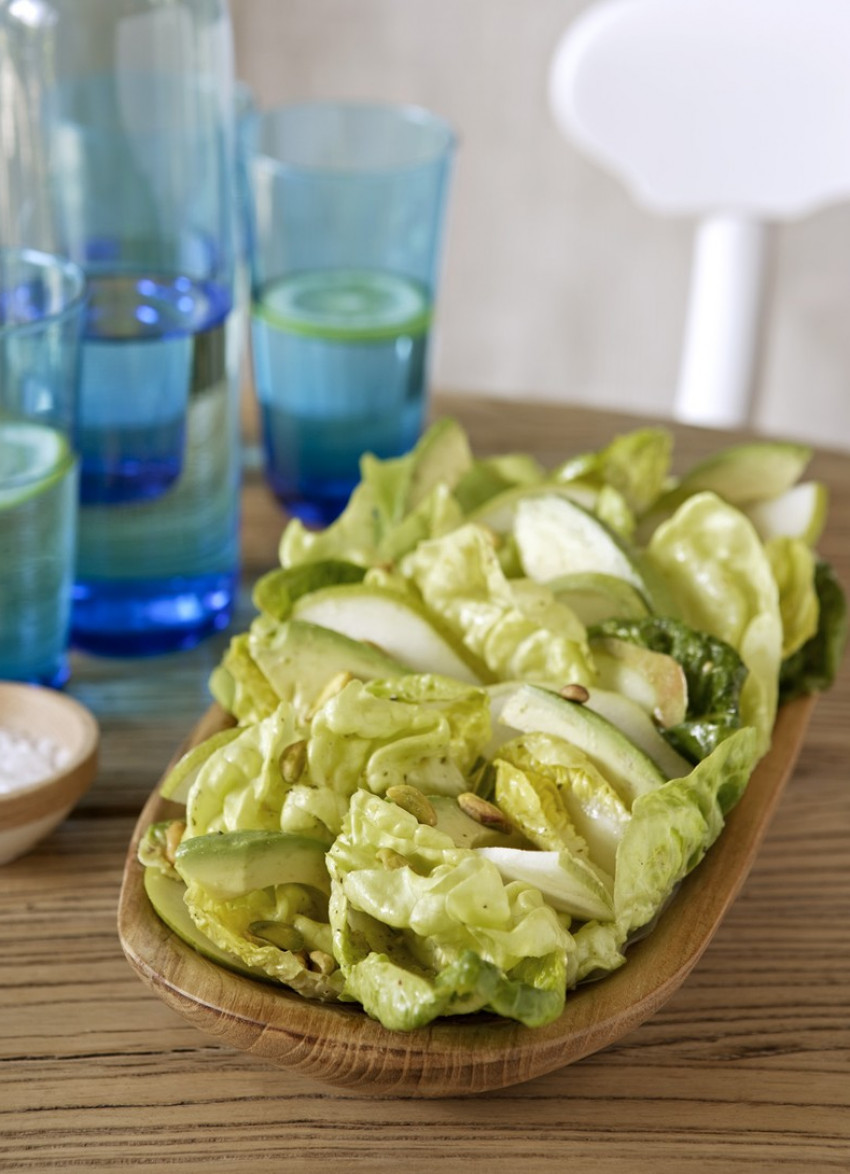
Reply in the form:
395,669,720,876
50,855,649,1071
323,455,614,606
139,419,846,1031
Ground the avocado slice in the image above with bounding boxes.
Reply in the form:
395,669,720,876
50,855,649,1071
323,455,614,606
253,560,366,621
247,617,407,717
174,830,330,901
499,684,667,806
143,867,269,980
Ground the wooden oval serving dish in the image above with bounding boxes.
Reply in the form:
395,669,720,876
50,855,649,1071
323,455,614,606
118,695,815,1097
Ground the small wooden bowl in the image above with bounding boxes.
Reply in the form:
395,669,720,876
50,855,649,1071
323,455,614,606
0,683,99,864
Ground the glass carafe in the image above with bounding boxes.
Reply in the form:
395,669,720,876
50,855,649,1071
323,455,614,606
0,0,241,655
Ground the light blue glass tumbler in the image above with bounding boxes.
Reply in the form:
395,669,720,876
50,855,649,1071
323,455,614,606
3,0,242,656
246,103,456,525
0,249,85,686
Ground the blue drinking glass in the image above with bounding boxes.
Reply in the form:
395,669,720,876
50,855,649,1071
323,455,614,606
245,102,456,525
0,248,86,687
1,0,242,656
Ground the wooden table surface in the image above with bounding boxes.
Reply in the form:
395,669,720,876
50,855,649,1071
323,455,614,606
1,396,848,1173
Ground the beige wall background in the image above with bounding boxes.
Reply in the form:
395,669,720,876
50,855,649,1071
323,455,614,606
232,0,850,453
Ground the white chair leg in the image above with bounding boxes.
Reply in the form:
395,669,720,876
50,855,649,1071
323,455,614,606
674,215,770,429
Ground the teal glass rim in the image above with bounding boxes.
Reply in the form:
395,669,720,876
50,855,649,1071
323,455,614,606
0,247,88,337
251,100,457,179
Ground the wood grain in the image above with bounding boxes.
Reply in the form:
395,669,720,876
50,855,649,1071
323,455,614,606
1,398,848,1171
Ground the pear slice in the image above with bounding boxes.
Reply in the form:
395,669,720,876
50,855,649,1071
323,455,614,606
583,687,692,780
468,481,599,534
590,636,688,728
476,846,614,921
292,584,493,684
514,495,646,591
549,571,651,626
746,481,828,545
675,441,811,505
159,726,243,803
499,684,666,805
143,868,268,980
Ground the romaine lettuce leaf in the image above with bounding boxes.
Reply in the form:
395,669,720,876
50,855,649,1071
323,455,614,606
589,615,748,762
209,632,282,724
491,733,630,875
780,559,848,702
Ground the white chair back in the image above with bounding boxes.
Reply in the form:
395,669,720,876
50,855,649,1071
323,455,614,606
549,0,850,428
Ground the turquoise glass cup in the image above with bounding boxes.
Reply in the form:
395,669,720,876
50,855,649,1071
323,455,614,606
0,248,85,687
246,102,456,525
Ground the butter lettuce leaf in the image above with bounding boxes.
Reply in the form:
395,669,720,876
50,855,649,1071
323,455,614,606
401,523,594,688
327,791,574,1029
185,704,304,837
614,726,759,936
766,536,820,659
552,427,673,518
278,419,470,570
646,492,782,756
307,675,491,801
181,878,344,1001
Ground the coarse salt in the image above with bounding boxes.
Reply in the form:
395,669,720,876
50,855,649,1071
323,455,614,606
0,727,71,792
